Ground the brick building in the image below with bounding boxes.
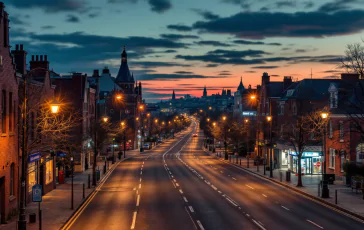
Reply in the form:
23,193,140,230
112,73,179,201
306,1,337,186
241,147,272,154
52,73,96,172
0,2,19,223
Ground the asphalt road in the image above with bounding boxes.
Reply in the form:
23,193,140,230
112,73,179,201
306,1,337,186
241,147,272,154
68,120,364,230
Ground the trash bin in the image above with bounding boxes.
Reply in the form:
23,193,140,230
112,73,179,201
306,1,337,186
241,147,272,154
29,213,36,223
58,170,65,184
96,170,100,181
140,147,144,152
286,171,291,182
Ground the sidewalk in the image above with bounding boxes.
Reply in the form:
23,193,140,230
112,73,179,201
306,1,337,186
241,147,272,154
209,150,364,218
0,150,140,230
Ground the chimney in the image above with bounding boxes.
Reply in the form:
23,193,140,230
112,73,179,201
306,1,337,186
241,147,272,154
102,67,110,74
283,76,292,90
11,44,27,75
30,54,50,70
262,72,270,85
341,73,359,81
93,69,99,77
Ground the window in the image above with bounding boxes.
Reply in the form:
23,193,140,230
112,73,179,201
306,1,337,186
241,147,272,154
357,143,364,163
28,162,37,192
279,104,284,115
0,55,3,66
46,160,53,184
286,89,294,97
340,155,345,172
3,18,9,47
1,90,6,133
292,102,297,115
9,92,12,132
339,121,344,142
328,120,333,139
329,148,335,169
10,163,14,196
330,91,338,108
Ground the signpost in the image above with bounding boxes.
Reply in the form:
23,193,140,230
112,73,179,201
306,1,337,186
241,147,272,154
32,184,42,230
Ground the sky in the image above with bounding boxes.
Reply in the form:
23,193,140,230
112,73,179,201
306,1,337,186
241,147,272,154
5,0,364,102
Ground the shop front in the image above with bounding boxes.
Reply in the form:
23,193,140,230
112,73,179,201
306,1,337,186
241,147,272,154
27,152,41,203
291,151,323,175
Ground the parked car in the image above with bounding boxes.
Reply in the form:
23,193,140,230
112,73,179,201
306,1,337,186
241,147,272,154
143,143,151,149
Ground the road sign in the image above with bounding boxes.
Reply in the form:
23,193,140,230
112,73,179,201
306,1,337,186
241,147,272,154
316,162,321,167
32,184,42,202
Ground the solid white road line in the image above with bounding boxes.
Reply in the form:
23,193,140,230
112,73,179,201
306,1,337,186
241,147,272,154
189,206,194,212
232,177,237,180
262,194,267,198
196,220,205,230
281,206,290,211
252,219,266,230
130,211,137,229
136,195,140,207
183,196,188,202
306,220,324,229
179,189,183,194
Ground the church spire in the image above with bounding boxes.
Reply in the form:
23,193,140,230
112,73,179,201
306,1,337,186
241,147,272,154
203,85,207,98
237,76,245,92
115,45,132,83
172,90,176,100
122,45,127,63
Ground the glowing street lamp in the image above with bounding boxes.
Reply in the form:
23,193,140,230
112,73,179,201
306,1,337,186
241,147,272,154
207,118,210,122
116,94,122,100
266,116,272,122
121,121,125,127
213,122,216,127
321,108,329,119
102,115,109,123
155,119,158,123
222,116,227,121
244,118,249,123
50,99,61,114
250,95,257,100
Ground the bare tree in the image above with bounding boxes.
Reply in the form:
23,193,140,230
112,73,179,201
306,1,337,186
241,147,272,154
228,121,247,155
282,111,326,187
339,43,364,79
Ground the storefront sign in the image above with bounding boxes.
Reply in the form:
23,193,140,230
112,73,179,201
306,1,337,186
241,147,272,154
289,151,321,157
56,151,67,157
32,184,42,202
28,152,41,163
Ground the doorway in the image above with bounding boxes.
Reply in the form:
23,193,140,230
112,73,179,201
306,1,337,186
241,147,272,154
0,177,5,223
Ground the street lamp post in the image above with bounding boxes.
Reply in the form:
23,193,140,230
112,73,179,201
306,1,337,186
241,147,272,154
321,108,329,198
222,116,228,160
245,118,250,168
121,122,127,159
112,138,115,164
267,115,273,178
71,156,74,210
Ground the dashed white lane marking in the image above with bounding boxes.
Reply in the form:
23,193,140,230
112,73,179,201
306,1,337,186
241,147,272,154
232,177,237,180
173,179,177,182
252,219,266,230
176,183,180,187
196,220,205,230
246,185,254,190
130,211,137,229
139,178,142,182
228,175,231,177
183,196,188,202
220,171,223,173
189,206,194,213
226,197,238,207
281,206,290,211
140,171,142,175
262,194,267,198
218,191,222,194
306,220,324,229
133,187,136,190
179,189,183,194
136,195,140,207
136,190,138,195
211,185,218,190
139,184,141,189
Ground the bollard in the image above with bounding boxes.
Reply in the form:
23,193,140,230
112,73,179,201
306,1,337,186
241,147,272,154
318,183,321,197
280,172,282,182
335,189,338,204
88,174,91,188
39,209,42,230
104,161,107,174
83,183,85,199
240,159,241,165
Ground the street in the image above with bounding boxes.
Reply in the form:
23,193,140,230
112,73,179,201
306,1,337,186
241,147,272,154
67,122,364,230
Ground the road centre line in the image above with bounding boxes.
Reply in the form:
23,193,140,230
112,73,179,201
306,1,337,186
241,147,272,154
189,206,195,212
136,195,140,207
281,206,290,211
306,220,324,229
196,220,205,230
262,194,267,198
139,184,141,189
252,219,267,230
246,185,254,190
183,196,188,202
130,211,137,229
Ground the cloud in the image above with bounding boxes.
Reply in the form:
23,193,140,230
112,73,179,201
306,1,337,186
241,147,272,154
192,9,364,38
132,61,191,68
192,9,220,20
41,25,55,30
206,64,218,67
195,41,232,47
295,49,307,53
260,7,269,11
88,13,100,18
108,0,172,13
138,73,228,81
66,15,80,23
221,0,251,9
276,1,296,8
7,0,87,13
233,40,281,46
244,70,256,73
251,66,279,69
9,16,28,26
304,1,314,8
160,34,199,40
174,71,194,74
318,0,357,12
164,49,177,53
148,0,172,13
167,24,193,32
281,47,291,51
207,49,269,58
